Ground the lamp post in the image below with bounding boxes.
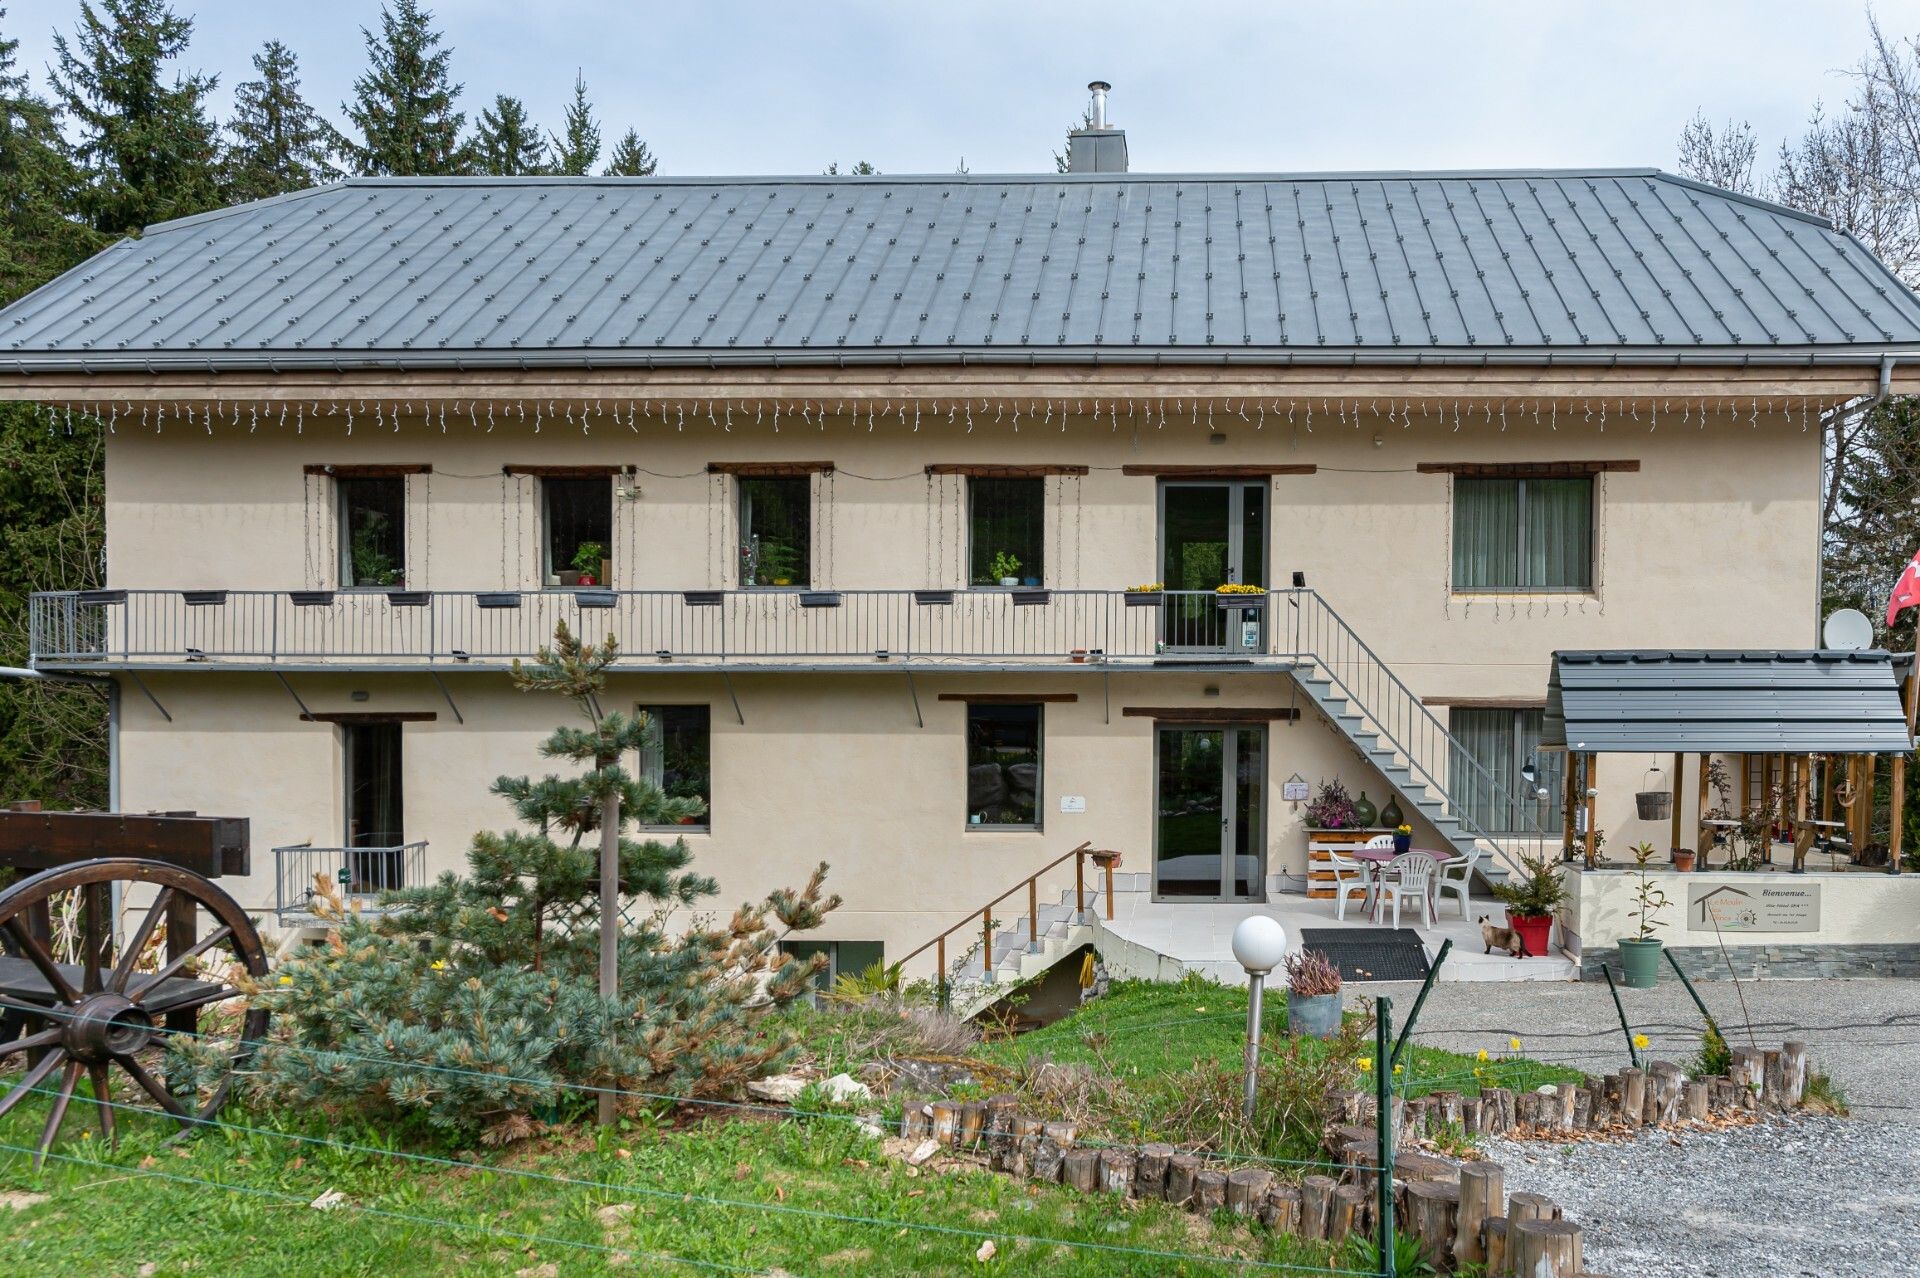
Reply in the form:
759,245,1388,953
1231,915,1289,1124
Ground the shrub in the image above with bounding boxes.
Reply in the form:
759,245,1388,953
1284,948,1342,997
254,623,840,1139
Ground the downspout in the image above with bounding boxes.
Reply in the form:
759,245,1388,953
0,667,120,813
1820,356,1898,646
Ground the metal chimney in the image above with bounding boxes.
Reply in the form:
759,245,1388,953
1067,80,1127,174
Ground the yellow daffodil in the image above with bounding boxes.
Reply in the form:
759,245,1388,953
277,975,293,986
1476,1048,1490,1062
1509,1037,1522,1051
430,959,448,971
1392,1064,1403,1075
1356,1057,1373,1072
1632,1033,1650,1050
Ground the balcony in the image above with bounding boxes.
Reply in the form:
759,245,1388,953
29,588,1294,671
273,841,429,920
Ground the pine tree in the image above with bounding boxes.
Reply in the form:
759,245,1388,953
603,127,656,177
342,0,468,176
0,10,105,298
824,161,878,175
474,94,545,176
47,0,222,235
548,71,600,176
257,624,839,1136
222,41,340,203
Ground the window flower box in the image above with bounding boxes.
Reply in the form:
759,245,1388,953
683,591,723,607
387,591,430,607
476,591,521,609
574,589,616,609
914,590,955,606
1011,589,1051,606
799,591,843,608
288,590,334,607
182,590,229,606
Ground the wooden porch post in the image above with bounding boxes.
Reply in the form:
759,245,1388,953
1695,752,1712,870
1737,753,1750,822
1583,753,1599,867
1792,754,1813,873
1893,666,1917,876
1562,752,1578,862
1670,751,1685,855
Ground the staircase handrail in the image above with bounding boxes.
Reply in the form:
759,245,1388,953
1276,589,1551,870
895,841,1117,1003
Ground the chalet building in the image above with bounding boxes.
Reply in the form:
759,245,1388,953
8,91,1920,987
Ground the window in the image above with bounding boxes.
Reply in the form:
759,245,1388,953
969,477,1045,586
637,704,711,828
779,939,885,1002
343,722,405,890
1451,477,1593,592
738,476,811,587
544,477,613,583
1449,707,1564,834
339,477,406,587
967,703,1042,828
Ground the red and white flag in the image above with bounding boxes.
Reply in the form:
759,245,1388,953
1888,547,1920,627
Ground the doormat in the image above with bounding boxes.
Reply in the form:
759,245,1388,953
1297,928,1432,983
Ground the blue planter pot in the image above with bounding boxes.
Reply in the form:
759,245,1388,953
1287,990,1344,1039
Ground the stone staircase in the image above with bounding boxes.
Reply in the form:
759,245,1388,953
944,883,1102,1019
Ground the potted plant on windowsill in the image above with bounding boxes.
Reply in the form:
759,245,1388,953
990,550,1022,588
1124,582,1165,606
1284,948,1343,1039
1619,840,1670,988
1490,852,1565,959
570,541,606,587
350,522,397,589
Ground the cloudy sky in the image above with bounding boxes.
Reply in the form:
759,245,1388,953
13,0,1920,177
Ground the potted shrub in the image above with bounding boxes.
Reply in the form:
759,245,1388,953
571,541,606,587
350,519,397,588
1304,778,1359,831
1619,840,1670,988
1672,846,1697,873
1284,948,1343,1038
1491,852,1565,959
757,538,801,587
990,550,1022,587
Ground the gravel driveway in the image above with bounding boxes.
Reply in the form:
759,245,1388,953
1364,976,1920,1275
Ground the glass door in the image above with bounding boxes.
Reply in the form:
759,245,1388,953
1158,481,1267,652
1153,723,1267,900
344,721,404,891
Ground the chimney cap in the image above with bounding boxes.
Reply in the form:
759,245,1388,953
1087,80,1111,92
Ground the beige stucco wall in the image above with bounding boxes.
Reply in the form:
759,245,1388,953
95,398,1822,971
1562,866,1920,955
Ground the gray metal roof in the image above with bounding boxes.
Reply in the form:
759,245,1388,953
1543,650,1914,754
6,169,1920,374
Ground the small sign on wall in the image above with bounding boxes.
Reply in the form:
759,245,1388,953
1687,882,1821,933
1281,780,1311,803
1059,795,1087,813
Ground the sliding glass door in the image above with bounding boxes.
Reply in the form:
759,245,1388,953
1153,724,1266,900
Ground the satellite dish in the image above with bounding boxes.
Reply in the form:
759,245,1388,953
1823,608,1874,651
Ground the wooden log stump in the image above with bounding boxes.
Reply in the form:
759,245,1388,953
1329,1183,1368,1241
956,1100,986,1149
1226,1167,1272,1217
1682,1080,1710,1123
1589,1084,1615,1130
1194,1168,1228,1213
1032,1123,1075,1184
1403,1096,1431,1140
1730,1048,1765,1108
1570,1087,1593,1130
1341,1140,1379,1180
899,1098,928,1141
1325,1122,1374,1160
1394,1151,1459,1184
1461,1095,1484,1136
1485,1217,1510,1277
1457,1161,1505,1266
1300,1174,1337,1239
1097,1148,1136,1195
1264,1185,1302,1234
1554,1083,1578,1130
1618,1069,1646,1128
1403,1180,1460,1270
1508,1190,1561,1222
1135,1142,1173,1200
1430,1089,1464,1129
1782,1041,1809,1106
929,1100,959,1146
1512,1219,1583,1277
1325,1087,1370,1124
1063,1147,1100,1193
1165,1154,1200,1207
1010,1115,1045,1177
984,1095,1017,1148
1649,1063,1685,1125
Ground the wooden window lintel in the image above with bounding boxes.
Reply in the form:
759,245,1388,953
937,693,1078,703
1417,460,1638,477
1120,464,1316,477
302,711,438,724
302,463,432,477
503,464,626,478
925,463,1090,477
1121,707,1301,722
706,461,835,476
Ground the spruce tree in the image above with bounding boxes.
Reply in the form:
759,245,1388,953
548,71,600,176
603,127,657,177
342,0,468,176
824,161,878,175
47,0,222,234
223,41,341,203
474,94,545,176
257,624,839,1136
0,10,105,297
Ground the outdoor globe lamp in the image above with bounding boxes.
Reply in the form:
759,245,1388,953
1230,915,1288,1121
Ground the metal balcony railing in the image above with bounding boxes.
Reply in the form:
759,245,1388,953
29,587,1279,666
273,841,429,920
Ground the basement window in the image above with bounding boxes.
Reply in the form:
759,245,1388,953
779,939,885,1002
969,477,1045,586
738,476,811,588
544,477,613,584
967,703,1042,829
339,477,406,588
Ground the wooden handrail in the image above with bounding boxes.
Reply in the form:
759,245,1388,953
896,842,1123,995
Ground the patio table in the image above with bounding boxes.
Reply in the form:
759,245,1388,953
1350,847,1454,923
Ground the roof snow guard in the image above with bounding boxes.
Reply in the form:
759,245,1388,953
1543,650,1915,755
4,169,1920,374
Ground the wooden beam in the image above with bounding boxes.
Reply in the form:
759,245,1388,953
1793,753,1813,872
1120,706,1301,722
1670,751,1685,855
1420,696,1545,709
1695,752,1712,869
1583,753,1598,867
300,711,438,724
924,463,1090,477
1563,751,1579,861
1895,670,1917,875
1119,463,1315,478
300,463,431,477
1416,460,1640,477
705,460,834,476
501,464,625,478
936,693,1078,704
0,811,249,878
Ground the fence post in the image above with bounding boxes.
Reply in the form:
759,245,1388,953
1600,964,1640,1068
1375,994,1396,1278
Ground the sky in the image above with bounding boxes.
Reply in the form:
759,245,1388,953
12,0,1920,178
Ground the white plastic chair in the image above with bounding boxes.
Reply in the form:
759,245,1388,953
1374,851,1437,928
1327,849,1372,922
1433,847,1481,919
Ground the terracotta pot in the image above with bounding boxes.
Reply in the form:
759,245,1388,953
1506,912,1554,959
1672,848,1696,872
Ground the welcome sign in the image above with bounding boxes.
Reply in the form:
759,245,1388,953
1686,882,1821,933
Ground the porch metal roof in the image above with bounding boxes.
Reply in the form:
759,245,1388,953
4,169,1920,373
1543,649,1914,753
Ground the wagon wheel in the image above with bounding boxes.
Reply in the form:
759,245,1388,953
0,859,269,1166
